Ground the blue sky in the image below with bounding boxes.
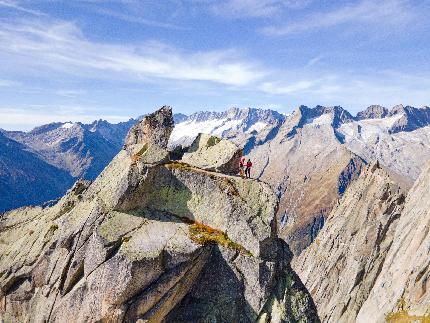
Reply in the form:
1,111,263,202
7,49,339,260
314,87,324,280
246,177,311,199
0,0,429,130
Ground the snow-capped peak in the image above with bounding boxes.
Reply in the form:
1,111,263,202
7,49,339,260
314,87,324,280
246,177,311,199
169,107,283,147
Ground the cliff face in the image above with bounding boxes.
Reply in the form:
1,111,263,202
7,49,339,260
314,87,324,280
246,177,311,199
0,107,319,323
294,161,430,322
357,161,430,322
293,163,406,322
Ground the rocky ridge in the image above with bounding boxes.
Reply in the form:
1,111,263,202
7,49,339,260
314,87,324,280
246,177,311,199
356,105,389,120
0,107,319,322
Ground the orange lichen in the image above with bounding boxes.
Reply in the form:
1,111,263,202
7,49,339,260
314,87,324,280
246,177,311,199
131,143,149,164
164,161,195,171
386,298,430,323
188,220,252,257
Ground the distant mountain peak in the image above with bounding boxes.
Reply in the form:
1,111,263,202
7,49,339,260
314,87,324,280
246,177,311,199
356,105,389,120
388,105,430,133
29,122,64,135
294,105,354,129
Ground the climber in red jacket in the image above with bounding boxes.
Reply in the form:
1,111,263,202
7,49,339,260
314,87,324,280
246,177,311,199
245,159,252,178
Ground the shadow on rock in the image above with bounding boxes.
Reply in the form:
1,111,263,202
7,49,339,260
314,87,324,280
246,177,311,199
165,245,258,323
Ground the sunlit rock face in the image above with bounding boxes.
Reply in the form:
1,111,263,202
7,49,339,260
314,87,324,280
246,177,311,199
294,161,430,322
0,107,319,323
124,105,174,150
293,163,406,322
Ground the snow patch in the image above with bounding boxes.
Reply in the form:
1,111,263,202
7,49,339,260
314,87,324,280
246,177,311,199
339,114,403,142
247,122,267,133
213,119,243,135
170,118,227,144
61,122,74,129
307,114,332,126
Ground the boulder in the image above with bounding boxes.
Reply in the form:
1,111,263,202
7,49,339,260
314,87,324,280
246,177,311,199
181,133,242,175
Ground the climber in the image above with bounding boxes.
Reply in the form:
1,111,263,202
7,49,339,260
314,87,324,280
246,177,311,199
245,159,252,178
239,156,245,177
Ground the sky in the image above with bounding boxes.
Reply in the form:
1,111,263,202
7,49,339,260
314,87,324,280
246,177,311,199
0,0,430,130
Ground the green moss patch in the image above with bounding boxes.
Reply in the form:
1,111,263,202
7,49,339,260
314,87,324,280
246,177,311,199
206,136,221,147
58,201,75,216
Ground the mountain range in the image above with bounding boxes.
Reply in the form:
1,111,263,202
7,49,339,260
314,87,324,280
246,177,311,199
1,105,430,255
0,119,136,212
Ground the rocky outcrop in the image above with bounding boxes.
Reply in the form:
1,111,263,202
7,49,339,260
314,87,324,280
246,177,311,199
0,107,319,322
293,163,407,322
181,133,242,175
124,105,173,149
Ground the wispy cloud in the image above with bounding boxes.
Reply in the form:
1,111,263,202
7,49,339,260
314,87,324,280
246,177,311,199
55,89,86,98
259,72,430,111
305,55,323,68
0,19,266,86
262,0,417,36
0,0,46,16
0,79,20,87
90,6,187,30
210,0,311,18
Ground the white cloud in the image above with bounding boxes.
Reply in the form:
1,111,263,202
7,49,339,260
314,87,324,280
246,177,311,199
262,0,416,36
0,19,266,87
91,7,187,30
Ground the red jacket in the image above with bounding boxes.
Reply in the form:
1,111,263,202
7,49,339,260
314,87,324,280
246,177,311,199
247,161,252,168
